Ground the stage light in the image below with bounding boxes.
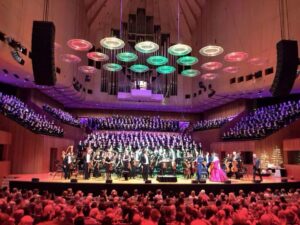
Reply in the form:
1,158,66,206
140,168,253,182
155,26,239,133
156,65,176,74
168,43,192,56
135,41,159,54
100,37,125,50
130,64,149,73
199,45,224,57
117,52,138,62
11,50,25,65
147,55,168,66
177,56,198,66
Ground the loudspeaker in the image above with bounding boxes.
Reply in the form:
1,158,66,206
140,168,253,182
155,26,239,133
270,40,298,97
145,180,151,184
32,178,39,182
281,178,288,183
192,180,199,184
224,180,231,184
70,179,77,183
280,169,287,177
106,179,112,184
31,21,56,86
199,178,206,184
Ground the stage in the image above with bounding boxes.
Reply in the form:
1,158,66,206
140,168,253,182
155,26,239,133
6,173,300,196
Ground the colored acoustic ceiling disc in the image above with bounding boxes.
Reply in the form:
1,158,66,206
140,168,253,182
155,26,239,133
147,55,168,66
67,39,93,51
87,52,109,62
103,63,122,72
181,69,200,77
60,54,81,63
156,65,176,74
223,66,239,74
202,73,218,80
248,57,268,66
78,66,97,74
135,41,159,54
177,56,198,66
100,37,125,50
224,52,248,62
199,45,224,57
201,61,223,71
116,52,138,62
168,43,192,56
130,64,149,73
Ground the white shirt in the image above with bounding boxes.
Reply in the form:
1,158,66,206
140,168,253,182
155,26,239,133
86,154,91,163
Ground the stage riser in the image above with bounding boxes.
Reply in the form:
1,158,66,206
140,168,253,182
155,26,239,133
9,181,300,196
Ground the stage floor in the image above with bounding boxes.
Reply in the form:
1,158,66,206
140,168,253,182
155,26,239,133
7,173,300,196
4,172,293,185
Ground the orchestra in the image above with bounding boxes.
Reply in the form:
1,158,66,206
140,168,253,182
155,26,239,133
61,141,247,182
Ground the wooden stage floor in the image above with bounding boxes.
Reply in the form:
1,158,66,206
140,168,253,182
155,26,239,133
6,173,300,196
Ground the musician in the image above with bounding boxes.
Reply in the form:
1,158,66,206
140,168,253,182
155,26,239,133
232,151,242,179
115,153,123,178
140,149,149,181
253,153,262,182
93,150,102,178
83,148,93,179
205,152,212,176
104,151,114,181
196,151,205,181
122,150,131,180
62,151,70,179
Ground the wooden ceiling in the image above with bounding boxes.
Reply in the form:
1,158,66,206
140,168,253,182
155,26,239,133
84,0,206,44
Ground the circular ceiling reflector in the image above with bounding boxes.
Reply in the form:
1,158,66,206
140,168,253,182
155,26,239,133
199,45,224,57
177,56,198,66
116,52,138,62
202,73,218,80
147,55,168,66
100,37,125,50
135,41,159,54
103,63,122,72
67,39,93,51
168,43,192,56
223,66,239,74
156,65,176,74
60,54,81,63
130,64,149,73
181,69,201,77
87,52,109,62
201,61,223,71
224,52,248,62
248,57,268,66
78,66,97,74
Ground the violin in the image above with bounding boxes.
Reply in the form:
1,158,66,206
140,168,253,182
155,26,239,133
231,160,238,173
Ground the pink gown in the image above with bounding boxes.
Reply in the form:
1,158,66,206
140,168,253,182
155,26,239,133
209,158,228,182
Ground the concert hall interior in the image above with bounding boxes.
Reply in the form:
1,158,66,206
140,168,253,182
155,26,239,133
1,0,300,224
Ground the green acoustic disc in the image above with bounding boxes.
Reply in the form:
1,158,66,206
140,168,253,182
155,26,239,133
168,43,192,56
103,63,122,72
147,55,168,66
130,64,149,73
181,69,200,77
177,56,198,66
116,52,138,62
156,65,176,74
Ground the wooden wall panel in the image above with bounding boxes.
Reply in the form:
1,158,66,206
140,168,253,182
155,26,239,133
203,99,247,120
0,114,74,174
192,129,222,152
0,130,12,145
283,138,300,151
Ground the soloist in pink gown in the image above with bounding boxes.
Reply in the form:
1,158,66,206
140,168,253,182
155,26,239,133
209,157,228,182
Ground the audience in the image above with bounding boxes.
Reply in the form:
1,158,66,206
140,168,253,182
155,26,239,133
43,104,81,127
193,115,236,131
84,115,179,132
0,92,63,137
223,100,300,140
0,186,299,225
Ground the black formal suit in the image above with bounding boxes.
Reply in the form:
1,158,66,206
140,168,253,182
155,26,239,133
253,158,262,181
62,156,70,179
83,153,92,179
140,153,149,181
